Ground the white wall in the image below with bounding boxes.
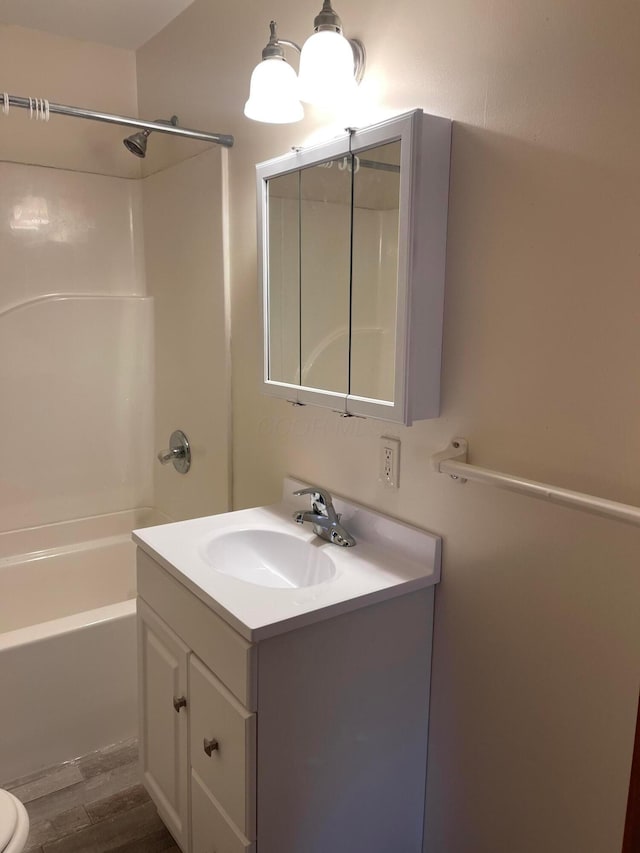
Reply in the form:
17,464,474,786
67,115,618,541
136,2,640,850
0,26,154,533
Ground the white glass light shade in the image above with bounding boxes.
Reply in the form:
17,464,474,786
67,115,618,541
244,58,304,124
297,30,357,106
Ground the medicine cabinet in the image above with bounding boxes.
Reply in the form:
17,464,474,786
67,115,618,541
256,109,451,424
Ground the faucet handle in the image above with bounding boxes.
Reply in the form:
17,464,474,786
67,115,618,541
293,486,324,498
293,486,334,516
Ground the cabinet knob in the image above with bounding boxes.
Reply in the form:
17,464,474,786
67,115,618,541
203,737,219,757
173,696,187,713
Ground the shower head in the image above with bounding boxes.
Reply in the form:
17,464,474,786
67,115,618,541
123,115,179,158
123,129,150,158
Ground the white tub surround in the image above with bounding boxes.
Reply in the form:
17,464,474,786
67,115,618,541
133,478,441,642
0,162,153,535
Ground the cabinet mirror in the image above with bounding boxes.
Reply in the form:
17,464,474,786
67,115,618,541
350,140,401,403
257,110,451,424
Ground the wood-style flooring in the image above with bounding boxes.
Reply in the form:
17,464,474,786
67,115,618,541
3,739,179,853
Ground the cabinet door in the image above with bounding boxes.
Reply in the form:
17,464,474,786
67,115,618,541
257,132,350,411
189,655,256,840
191,771,255,853
138,598,190,851
346,110,450,423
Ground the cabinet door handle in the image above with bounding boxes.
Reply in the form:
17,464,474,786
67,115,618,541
203,737,219,756
173,695,187,713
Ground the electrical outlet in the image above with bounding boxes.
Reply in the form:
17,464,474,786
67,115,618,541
379,436,400,488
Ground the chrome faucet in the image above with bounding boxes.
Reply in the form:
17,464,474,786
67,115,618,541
292,487,356,547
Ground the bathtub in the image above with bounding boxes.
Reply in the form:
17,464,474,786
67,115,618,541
0,509,160,783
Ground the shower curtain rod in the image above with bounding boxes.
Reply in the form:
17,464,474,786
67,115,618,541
0,92,234,148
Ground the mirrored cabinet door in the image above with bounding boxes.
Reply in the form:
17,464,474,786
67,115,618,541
350,140,401,404
266,171,300,387
299,157,352,395
257,110,451,424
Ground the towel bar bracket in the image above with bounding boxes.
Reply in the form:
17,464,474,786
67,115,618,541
432,438,468,482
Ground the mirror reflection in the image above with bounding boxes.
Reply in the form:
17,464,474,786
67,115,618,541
265,142,401,403
300,158,351,394
351,141,401,402
267,157,352,393
267,171,300,386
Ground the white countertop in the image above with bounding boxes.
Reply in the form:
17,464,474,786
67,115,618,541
133,478,441,642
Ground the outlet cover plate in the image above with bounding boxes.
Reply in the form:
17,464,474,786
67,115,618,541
379,436,400,488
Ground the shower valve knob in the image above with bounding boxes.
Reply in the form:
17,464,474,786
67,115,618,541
158,447,184,464
157,430,191,474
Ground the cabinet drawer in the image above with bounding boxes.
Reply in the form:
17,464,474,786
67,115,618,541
137,549,257,709
191,770,255,853
190,655,256,840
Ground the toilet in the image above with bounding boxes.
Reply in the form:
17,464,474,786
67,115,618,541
0,790,29,853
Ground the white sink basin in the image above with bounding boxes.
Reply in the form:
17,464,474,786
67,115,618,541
199,529,337,589
134,477,441,641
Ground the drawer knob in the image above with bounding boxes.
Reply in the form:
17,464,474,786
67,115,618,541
173,696,187,713
203,737,219,757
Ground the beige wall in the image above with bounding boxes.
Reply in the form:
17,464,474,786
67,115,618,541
139,2,640,850
0,25,140,178
141,148,231,520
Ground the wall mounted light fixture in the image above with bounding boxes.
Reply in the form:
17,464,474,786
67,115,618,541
244,1,366,124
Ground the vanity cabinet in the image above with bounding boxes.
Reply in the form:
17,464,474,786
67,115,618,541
137,549,256,853
257,109,451,424
136,547,435,853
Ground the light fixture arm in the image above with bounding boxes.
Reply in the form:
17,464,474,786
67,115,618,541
348,39,366,84
261,21,301,60
277,38,302,54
